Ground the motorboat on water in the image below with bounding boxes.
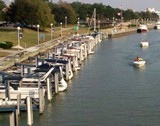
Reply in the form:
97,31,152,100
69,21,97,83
0,85,44,100
140,40,149,47
133,57,146,68
58,66,68,92
154,20,160,30
137,24,148,33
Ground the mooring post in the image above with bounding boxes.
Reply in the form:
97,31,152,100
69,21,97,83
15,110,19,126
39,87,45,114
79,47,83,64
72,56,76,72
26,97,33,126
35,56,38,67
46,77,52,102
5,80,10,100
9,110,19,126
17,94,21,116
9,112,15,126
84,44,87,59
54,72,59,94
21,65,24,77
65,62,69,81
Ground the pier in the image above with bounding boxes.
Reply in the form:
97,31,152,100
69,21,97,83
0,20,156,125
0,32,103,125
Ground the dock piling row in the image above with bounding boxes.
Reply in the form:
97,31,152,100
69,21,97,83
0,33,106,125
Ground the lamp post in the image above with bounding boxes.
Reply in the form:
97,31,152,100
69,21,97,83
17,27,20,46
98,20,100,31
50,23,53,40
37,24,40,45
77,21,79,35
65,16,67,27
17,27,20,52
60,22,62,37
112,17,115,26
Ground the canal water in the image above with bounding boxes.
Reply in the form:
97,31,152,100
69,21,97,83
1,30,160,126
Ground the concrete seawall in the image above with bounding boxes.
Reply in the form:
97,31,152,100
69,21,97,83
101,24,154,38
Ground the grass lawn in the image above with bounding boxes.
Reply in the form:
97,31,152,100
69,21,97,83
0,25,90,59
0,51,11,57
0,25,89,49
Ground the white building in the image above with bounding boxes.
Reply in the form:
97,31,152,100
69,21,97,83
146,8,156,13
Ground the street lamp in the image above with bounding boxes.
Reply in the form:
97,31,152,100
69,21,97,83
77,21,79,35
112,17,115,26
65,16,67,27
37,24,40,45
50,23,53,40
17,27,20,51
60,22,62,37
98,20,100,31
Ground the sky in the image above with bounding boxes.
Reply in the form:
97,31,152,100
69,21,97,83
3,0,160,12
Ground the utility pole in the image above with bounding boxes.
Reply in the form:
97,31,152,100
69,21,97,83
120,0,123,23
93,8,96,32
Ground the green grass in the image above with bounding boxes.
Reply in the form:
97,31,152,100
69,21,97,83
0,25,91,63
0,27,51,48
0,51,11,57
0,25,90,49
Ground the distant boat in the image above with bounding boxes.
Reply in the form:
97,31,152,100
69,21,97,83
140,40,149,48
137,24,148,33
154,20,160,30
133,57,146,68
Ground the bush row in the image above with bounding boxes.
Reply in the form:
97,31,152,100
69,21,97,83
0,41,13,49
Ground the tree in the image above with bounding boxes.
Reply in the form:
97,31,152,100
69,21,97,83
0,0,6,21
6,0,54,30
49,1,77,25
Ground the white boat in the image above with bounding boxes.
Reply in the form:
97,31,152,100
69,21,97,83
140,40,149,47
22,66,68,92
137,24,148,33
133,58,146,68
58,66,68,91
154,20,160,29
0,86,43,100
63,53,81,71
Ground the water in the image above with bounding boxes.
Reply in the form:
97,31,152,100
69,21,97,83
1,30,160,126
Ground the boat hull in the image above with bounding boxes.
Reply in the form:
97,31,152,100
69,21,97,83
137,25,148,33
154,25,160,30
133,61,146,68
137,29,148,33
140,42,149,47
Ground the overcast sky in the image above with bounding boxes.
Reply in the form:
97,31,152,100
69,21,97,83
3,0,160,11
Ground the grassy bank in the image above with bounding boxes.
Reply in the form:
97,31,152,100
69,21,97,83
0,25,89,48
0,25,89,57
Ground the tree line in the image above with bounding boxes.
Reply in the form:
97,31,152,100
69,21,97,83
0,0,158,30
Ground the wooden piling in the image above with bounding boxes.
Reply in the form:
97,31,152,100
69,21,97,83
9,110,19,126
21,65,24,77
65,63,69,81
39,87,45,114
26,97,33,126
9,112,15,126
17,94,21,116
5,80,10,100
54,72,59,94
72,56,76,71
46,77,52,102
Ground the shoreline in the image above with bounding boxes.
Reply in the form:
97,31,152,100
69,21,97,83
0,24,155,70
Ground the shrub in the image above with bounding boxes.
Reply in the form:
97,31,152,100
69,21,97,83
0,41,13,49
